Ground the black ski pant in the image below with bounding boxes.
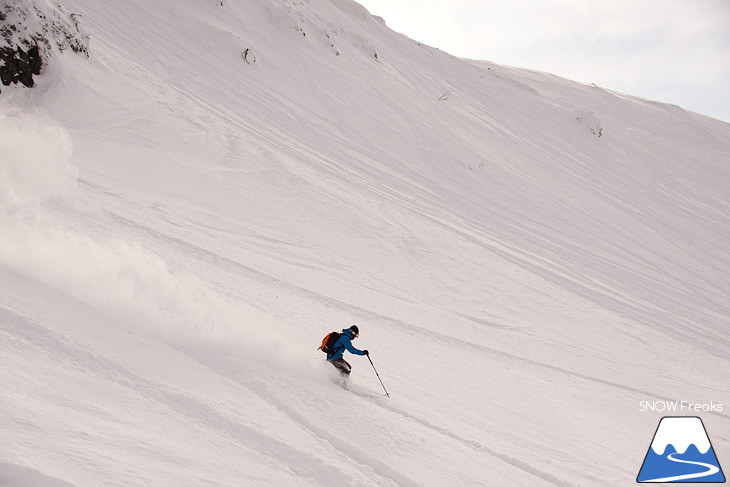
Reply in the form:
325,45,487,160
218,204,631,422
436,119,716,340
329,358,352,376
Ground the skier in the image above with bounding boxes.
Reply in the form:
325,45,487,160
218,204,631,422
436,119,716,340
326,325,368,376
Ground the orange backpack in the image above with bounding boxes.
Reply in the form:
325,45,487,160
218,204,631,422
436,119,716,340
318,331,341,354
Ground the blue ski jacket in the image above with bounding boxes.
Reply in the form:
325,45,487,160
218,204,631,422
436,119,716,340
327,328,366,361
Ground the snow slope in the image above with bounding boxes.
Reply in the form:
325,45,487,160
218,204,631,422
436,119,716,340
1,0,729,485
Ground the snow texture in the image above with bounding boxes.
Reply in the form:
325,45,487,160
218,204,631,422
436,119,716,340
0,0,729,486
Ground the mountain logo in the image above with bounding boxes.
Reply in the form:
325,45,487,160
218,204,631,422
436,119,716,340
637,416,725,483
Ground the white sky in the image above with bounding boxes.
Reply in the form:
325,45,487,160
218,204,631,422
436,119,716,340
357,0,730,123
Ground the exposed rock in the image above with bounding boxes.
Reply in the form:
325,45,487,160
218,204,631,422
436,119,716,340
242,48,256,64
0,0,88,92
1,44,42,87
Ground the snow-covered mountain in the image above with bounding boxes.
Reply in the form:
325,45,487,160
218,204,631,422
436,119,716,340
651,417,712,455
1,0,729,486
638,417,725,483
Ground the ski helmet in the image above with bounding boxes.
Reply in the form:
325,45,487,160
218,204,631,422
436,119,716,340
349,325,360,337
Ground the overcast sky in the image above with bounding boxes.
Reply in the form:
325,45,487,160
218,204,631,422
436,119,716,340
357,0,730,123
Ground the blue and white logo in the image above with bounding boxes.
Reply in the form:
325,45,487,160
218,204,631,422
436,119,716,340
637,416,725,483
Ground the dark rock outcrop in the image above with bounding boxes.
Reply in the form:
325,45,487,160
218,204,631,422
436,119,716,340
0,1,88,93
1,44,42,87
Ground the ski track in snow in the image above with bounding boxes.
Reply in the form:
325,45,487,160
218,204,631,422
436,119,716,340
242,381,417,487
358,395,583,487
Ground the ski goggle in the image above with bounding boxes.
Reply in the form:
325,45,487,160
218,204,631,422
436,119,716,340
352,331,359,338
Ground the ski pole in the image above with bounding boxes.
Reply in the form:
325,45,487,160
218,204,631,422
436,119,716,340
367,355,390,397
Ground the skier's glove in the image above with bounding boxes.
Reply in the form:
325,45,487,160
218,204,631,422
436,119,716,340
363,350,369,356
